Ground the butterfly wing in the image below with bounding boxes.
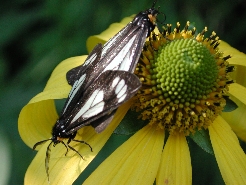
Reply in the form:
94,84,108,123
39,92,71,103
90,109,117,133
66,15,151,88
81,25,149,87
62,25,147,122
66,43,102,87
61,9,158,134
61,70,141,135
61,44,103,114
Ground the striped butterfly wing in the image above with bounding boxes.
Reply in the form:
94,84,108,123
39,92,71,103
59,70,141,134
66,43,102,86
100,22,149,72
82,25,149,87
66,19,150,89
62,8,158,133
62,25,148,129
61,44,103,115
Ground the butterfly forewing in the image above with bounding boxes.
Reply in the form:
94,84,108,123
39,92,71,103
66,44,102,87
61,44,103,114
62,70,141,135
102,29,148,72
101,24,131,57
66,18,150,91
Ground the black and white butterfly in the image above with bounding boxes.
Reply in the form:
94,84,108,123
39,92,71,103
33,1,160,181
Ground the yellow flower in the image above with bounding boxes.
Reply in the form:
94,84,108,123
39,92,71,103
18,16,246,185
83,22,246,185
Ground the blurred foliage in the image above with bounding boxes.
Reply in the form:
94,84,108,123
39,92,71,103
0,0,245,184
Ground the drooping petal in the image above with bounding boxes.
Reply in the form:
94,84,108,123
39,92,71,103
156,133,192,185
18,56,87,148
220,41,246,67
83,125,164,185
221,83,246,141
229,83,246,106
218,41,246,140
209,116,246,185
19,100,58,148
24,99,133,185
220,41,246,88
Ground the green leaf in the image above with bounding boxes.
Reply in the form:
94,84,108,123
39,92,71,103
223,96,238,112
114,109,149,135
189,129,214,155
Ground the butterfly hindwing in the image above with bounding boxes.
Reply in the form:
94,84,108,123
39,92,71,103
63,70,141,135
90,109,117,133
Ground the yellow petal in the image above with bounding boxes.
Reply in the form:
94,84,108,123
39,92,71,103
83,125,164,185
86,16,133,52
25,100,133,185
18,100,58,148
220,41,246,87
156,133,192,185
220,41,246,67
33,56,88,103
209,116,246,185
221,83,246,141
18,56,87,147
230,67,246,89
229,83,246,106
230,65,246,88
219,42,246,140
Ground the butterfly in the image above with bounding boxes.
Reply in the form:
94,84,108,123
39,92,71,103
33,1,161,181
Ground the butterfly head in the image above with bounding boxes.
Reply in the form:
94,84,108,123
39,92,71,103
132,3,160,36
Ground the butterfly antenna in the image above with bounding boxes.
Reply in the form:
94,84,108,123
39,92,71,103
152,0,158,8
45,142,53,183
156,11,166,26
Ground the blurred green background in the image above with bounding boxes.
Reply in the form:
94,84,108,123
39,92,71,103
0,0,245,184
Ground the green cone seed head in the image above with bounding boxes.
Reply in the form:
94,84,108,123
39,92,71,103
151,39,218,104
133,22,232,134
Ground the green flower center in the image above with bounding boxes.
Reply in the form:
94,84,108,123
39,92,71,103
150,39,218,108
132,22,233,135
